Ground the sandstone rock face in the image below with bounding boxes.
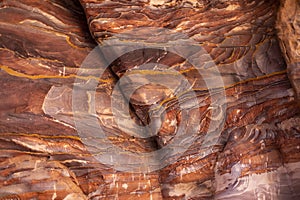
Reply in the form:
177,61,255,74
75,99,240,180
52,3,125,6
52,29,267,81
277,0,300,101
0,0,299,199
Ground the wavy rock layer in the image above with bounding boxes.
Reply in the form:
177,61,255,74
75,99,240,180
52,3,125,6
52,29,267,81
81,0,286,81
79,0,300,198
0,0,299,199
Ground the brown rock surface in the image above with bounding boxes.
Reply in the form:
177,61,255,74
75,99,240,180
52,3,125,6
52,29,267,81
276,0,300,101
0,0,299,199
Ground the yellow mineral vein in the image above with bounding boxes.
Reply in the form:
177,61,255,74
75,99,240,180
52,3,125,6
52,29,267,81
0,65,113,83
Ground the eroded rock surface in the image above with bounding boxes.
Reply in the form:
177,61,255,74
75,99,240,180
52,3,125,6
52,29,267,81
0,0,299,199
277,0,300,101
